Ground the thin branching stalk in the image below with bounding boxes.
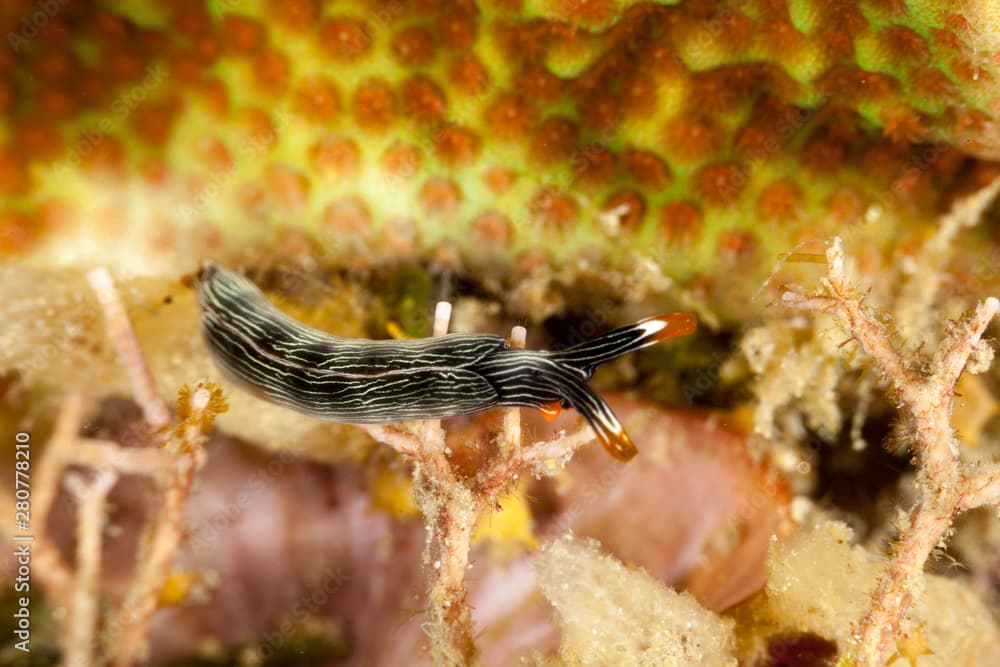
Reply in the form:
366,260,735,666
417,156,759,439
87,268,169,429
32,393,83,607
361,311,596,666
783,238,999,665
64,470,118,667
106,380,216,667
82,267,222,666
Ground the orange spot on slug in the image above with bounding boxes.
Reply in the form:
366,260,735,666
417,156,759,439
538,400,563,420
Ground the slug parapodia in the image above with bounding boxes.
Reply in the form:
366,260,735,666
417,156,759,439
194,263,696,461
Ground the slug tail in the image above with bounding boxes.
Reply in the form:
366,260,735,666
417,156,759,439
553,311,697,377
